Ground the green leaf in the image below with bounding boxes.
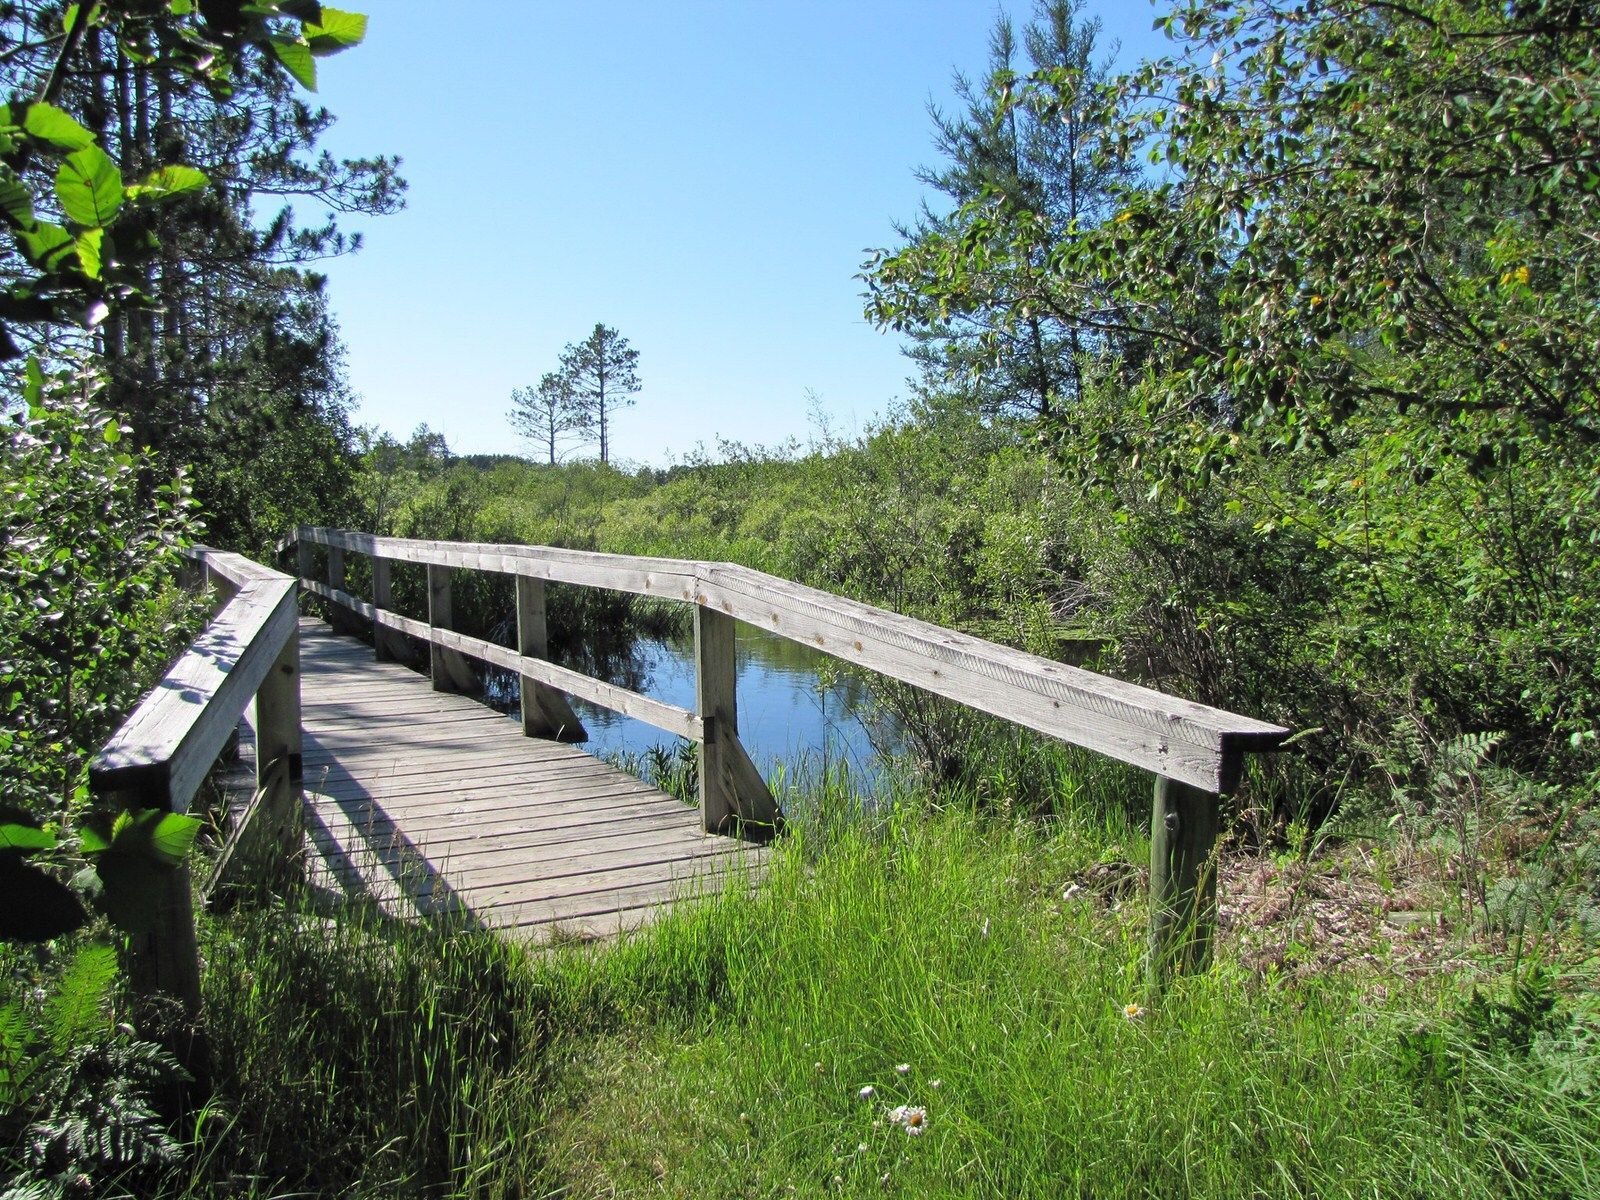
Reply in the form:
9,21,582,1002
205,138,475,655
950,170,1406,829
305,8,365,55
18,222,75,271
0,823,55,853
75,226,103,278
22,103,96,151
270,36,318,90
104,807,202,866
55,146,123,227
127,164,208,202
23,356,43,406
0,857,88,942
0,165,36,225
76,825,110,854
146,812,201,864
102,418,121,444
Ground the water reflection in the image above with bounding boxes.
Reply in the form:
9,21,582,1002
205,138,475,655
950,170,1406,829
484,620,890,788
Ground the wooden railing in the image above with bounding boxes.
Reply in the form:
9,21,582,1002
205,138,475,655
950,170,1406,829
89,547,303,1013
291,526,1291,976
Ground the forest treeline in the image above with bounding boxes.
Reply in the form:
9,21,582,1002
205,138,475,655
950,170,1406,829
3,0,1598,1196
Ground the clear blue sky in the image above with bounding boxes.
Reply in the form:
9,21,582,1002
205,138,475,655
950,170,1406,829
307,2,1172,465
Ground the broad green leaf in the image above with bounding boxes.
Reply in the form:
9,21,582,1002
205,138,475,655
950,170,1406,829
0,857,88,942
75,227,103,278
102,418,121,444
22,103,95,151
55,146,123,227
129,164,208,200
0,822,55,852
270,36,317,90
146,812,201,864
306,8,365,55
23,357,43,406
18,222,75,271
0,166,35,225
76,824,110,854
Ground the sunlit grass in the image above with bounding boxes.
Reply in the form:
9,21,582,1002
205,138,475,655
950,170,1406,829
176,774,1599,1199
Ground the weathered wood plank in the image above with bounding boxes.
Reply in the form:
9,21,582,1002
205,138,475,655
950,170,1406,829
292,528,1289,791
92,576,298,812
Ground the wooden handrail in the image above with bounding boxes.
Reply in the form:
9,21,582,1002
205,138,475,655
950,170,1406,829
89,545,304,1014
294,526,1287,792
293,524,1291,982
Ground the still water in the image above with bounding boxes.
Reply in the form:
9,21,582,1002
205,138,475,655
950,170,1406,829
491,621,892,788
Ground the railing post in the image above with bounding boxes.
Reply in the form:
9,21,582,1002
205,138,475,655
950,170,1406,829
326,543,354,635
1147,775,1221,986
253,620,304,872
296,534,313,589
694,605,779,839
372,555,396,662
426,563,475,692
515,575,587,742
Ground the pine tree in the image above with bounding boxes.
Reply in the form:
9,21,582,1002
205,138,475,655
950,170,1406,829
509,370,586,465
558,324,639,465
894,0,1136,419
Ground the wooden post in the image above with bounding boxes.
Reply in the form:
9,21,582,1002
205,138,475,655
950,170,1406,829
372,555,396,662
426,564,475,692
253,623,304,868
296,537,313,589
326,544,353,634
694,606,779,839
1147,775,1221,985
515,576,587,742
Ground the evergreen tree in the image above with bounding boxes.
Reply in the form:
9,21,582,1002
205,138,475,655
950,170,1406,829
888,0,1137,419
509,370,585,465
559,323,639,465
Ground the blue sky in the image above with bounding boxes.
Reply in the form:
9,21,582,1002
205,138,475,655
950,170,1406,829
307,2,1173,465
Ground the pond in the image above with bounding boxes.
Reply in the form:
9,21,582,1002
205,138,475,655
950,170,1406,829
486,619,896,791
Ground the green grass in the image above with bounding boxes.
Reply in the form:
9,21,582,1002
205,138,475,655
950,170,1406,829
166,785,1598,1199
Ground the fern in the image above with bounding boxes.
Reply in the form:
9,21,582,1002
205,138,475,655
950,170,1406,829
41,945,115,1059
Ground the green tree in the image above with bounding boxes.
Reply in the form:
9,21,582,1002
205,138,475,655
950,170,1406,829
509,370,584,465
868,0,1600,783
885,0,1137,419
559,322,639,465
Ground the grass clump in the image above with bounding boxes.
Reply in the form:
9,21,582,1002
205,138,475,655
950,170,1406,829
539,802,1600,1199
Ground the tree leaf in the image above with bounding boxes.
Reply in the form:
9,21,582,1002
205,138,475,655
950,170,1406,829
76,227,103,279
55,146,123,227
0,821,55,852
270,36,317,90
146,812,201,865
127,164,208,202
0,857,88,942
18,222,75,271
305,8,364,55
0,165,36,225
21,103,96,151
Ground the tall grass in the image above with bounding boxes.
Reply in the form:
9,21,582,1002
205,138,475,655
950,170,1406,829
169,779,1597,1199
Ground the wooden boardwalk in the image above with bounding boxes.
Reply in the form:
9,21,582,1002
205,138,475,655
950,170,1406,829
244,620,764,941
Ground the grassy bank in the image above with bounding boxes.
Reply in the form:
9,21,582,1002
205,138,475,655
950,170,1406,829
168,781,1597,1199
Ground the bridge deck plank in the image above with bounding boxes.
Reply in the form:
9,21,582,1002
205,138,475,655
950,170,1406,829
239,619,763,941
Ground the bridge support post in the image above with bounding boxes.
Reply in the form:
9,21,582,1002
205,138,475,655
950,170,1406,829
254,622,304,872
426,564,476,692
694,606,779,840
1147,774,1221,986
515,576,587,742
372,556,399,662
326,545,357,635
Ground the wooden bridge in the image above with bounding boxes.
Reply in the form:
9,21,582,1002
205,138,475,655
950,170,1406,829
89,527,1290,1013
